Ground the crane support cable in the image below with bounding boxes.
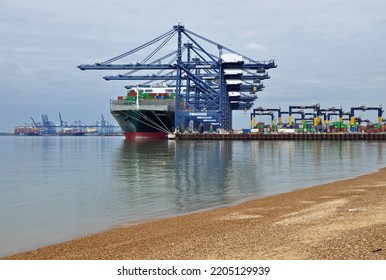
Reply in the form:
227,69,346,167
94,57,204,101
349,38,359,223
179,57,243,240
151,111,172,133
154,48,185,76
180,78,217,102
121,45,184,77
133,110,171,133
123,111,170,134
101,28,176,64
139,71,177,86
141,31,176,65
181,30,218,63
155,49,180,64
185,28,263,64
191,46,219,62
179,64,218,97
190,46,219,75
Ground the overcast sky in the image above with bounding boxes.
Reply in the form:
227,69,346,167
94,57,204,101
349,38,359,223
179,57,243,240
1,0,386,132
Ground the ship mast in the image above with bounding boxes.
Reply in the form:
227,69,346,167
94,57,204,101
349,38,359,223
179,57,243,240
135,86,139,110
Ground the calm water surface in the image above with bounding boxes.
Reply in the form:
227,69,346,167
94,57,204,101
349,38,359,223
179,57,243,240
0,136,385,256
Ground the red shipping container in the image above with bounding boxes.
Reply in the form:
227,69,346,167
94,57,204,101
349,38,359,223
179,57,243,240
128,90,137,97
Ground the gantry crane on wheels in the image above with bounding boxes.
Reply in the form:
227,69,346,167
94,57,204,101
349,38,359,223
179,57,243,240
320,107,343,126
326,111,350,124
250,111,275,129
288,104,320,127
251,106,284,127
290,110,305,125
78,24,276,132
349,105,383,126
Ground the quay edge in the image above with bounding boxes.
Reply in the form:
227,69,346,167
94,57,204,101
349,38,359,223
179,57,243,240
174,133,386,141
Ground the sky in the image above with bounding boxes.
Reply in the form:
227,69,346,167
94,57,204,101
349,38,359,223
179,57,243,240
1,0,386,132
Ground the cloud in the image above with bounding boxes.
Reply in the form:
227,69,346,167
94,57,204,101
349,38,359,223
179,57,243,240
371,76,386,82
245,42,266,53
19,66,35,77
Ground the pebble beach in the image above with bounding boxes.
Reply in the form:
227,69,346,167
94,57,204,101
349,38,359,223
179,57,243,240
3,168,386,260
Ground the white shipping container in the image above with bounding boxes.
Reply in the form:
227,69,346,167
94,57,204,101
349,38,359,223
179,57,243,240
228,91,241,97
221,53,243,63
278,128,297,134
224,69,243,75
226,79,242,85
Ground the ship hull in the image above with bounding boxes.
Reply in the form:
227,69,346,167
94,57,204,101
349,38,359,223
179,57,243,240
111,109,174,140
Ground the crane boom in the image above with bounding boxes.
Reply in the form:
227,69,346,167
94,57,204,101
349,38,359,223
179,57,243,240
78,24,277,131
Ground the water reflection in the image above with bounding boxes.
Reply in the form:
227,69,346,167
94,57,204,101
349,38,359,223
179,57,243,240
174,141,238,209
113,140,246,217
112,140,386,223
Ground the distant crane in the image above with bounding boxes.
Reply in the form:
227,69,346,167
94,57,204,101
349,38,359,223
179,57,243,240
30,117,39,127
101,114,106,128
58,113,70,127
33,114,57,135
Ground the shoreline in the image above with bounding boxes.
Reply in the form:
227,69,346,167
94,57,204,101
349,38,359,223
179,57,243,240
3,168,386,260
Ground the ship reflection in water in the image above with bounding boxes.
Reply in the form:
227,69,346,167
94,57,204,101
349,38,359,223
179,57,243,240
112,140,249,218
112,140,386,221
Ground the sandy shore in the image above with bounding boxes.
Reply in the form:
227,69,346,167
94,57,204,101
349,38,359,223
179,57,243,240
3,168,386,260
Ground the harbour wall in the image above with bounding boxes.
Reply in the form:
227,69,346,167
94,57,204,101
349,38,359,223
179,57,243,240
175,133,386,141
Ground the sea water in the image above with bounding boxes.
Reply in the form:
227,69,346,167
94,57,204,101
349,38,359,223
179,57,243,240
0,136,385,256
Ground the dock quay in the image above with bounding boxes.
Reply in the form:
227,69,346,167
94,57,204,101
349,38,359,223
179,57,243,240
175,133,386,141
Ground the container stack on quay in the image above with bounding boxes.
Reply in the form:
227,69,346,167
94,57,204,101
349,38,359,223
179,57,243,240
240,122,384,135
175,104,386,141
245,122,385,135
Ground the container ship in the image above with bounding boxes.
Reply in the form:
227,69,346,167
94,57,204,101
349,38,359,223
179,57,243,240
110,85,176,140
57,128,86,136
14,126,40,136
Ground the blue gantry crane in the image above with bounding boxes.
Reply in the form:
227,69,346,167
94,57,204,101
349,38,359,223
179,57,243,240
252,106,284,127
349,105,383,126
320,107,343,125
288,104,320,127
78,24,276,131
250,111,275,128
